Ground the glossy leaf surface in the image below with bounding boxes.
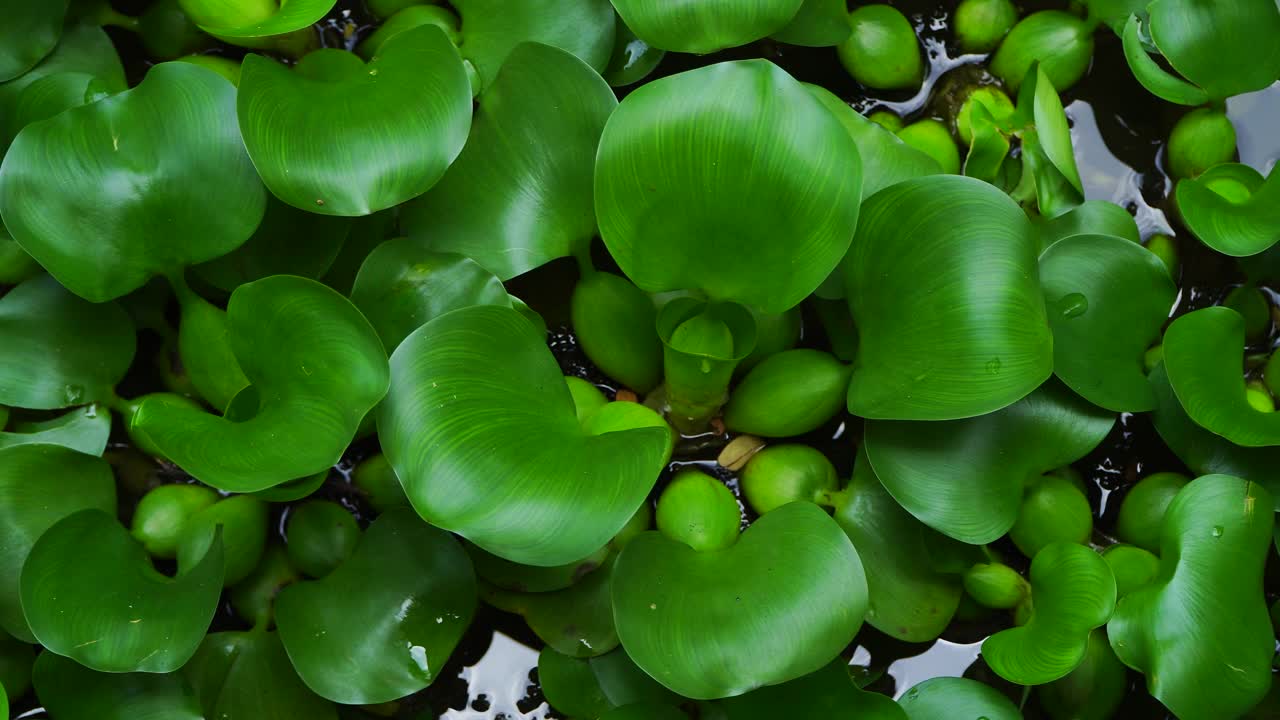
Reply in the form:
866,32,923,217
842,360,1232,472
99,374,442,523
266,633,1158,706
613,502,866,699
1147,0,1280,102
845,175,1052,420
379,305,669,566
193,197,353,291
1176,164,1280,257
718,660,907,719
453,0,615,89
597,59,862,313
771,0,851,47
0,62,265,302
0,24,125,113
186,0,337,38
610,0,804,53
0,404,111,456
898,677,1022,720
403,42,616,280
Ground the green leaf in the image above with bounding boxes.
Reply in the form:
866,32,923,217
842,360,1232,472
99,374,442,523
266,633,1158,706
832,451,962,643
603,18,666,86
187,0,336,38
0,62,266,302
133,276,389,492
990,10,1094,92
1148,364,1280,503
571,271,665,393
185,630,337,720
1,71,108,154
32,651,203,720
845,175,1053,420
1120,14,1210,106
771,0,851,47
1037,629,1128,720
898,677,1022,720
1108,475,1275,719
0,631,34,701
275,509,474,703
0,445,116,642
1037,199,1142,252
983,543,1117,685
452,0,616,89
21,509,224,672
717,660,907,719
0,24,125,113
1176,163,1280,257
484,555,619,657
597,59,862,313
469,541,609,593
539,646,682,717
1024,64,1083,200
613,502,866,699
865,380,1114,543
611,0,803,53
173,281,250,411
1163,307,1280,447
379,305,669,566
237,27,472,216
402,42,616,280
0,274,135,410
0,0,69,81
0,404,111,456
963,101,1011,183
350,240,511,352
193,196,353,292
1146,0,1280,102
1039,234,1176,411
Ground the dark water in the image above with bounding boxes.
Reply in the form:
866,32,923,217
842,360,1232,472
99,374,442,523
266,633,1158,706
7,1,1280,718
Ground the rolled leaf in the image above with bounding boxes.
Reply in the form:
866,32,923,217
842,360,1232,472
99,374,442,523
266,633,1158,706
1176,163,1280,257
1146,0,1280,102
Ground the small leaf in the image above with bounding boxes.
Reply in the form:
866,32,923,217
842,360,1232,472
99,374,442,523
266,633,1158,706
32,651,203,720
613,502,866,699
610,0,804,53
717,660,906,719
379,305,669,566
1037,199,1142,252
0,24,125,113
185,0,337,39
185,630,337,720
0,404,112,456
898,677,1022,720
484,555,618,658
1176,163,1280,257
1120,14,1210,106
771,0,851,47
21,509,224,672
452,0,616,89
1036,628,1128,720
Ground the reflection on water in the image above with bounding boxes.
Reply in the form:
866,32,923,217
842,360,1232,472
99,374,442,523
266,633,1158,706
441,633,551,720
1066,100,1174,238
886,639,985,699
1228,83,1280,174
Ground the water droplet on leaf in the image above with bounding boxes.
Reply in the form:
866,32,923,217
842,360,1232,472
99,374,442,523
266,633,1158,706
1212,525,1224,538
985,357,1002,374
63,384,85,404
1058,293,1088,318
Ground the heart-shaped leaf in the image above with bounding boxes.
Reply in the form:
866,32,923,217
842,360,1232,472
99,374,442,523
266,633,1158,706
0,404,111,456
771,0,851,47
452,0,616,89
0,0,68,81
865,380,1114,543
185,630,337,720
1037,199,1142,252
237,26,472,216
610,0,804,53
32,651,203,720
275,508,476,704
183,0,336,39
1163,307,1280,447
484,555,619,657
21,509,224,672
0,274,135,410
0,62,266,302
350,240,511,352
1148,363,1280,502
0,445,116,641
379,304,669,566
1144,0,1280,102
845,175,1053,420
403,42,616,280
133,276,389,492
717,660,907,719
0,24,125,113
983,542,1117,685
1108,475,1275,719
596,59,862,314
1176,163,1280,257
831,450,962,643
192,197,353,292
1038,234,1176,411
613,501,866,699
898,677,1022,720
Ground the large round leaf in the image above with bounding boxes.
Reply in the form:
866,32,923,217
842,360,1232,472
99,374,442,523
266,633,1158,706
0,62,266,302
845,176,1052,420
1039,234,1176,412
1147,0,1280,102
32,652,203,720
237,25,472,216
452,0,616,89
983,543,1117,685
379,305,669,566
1163,307,1280,447
612,502,866,699
717,660,907,719
596,59,862,313
0,0,68,81
0,274,135,410
350,241,511,351
610,0,804,53
1037,199,1141,253
898,677,1022,720
402,42,617,280
133,276,389,492
184,631,337,720
275,508,476,704
21,509,224,672
0,24,125,113
865,380,1114,544
1108,475,1275,719
831,450,962,643
1176,163,1280,257
0,445,116,641
0,404,112,456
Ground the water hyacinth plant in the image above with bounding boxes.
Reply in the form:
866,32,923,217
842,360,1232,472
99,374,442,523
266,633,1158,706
0,0,1279,718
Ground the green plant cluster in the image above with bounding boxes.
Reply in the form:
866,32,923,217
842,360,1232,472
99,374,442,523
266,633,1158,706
0,0,1278,719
